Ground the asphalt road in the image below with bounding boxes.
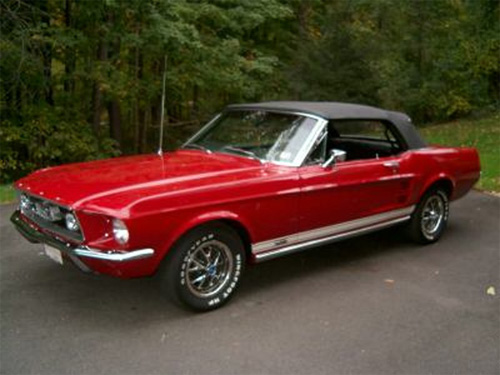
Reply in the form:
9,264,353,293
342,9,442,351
1,191,499,375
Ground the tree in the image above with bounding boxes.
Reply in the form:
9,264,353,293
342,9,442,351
1,0,498,182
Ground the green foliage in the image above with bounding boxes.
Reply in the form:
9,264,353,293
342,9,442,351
287,0,499,122
0,106,119,182
0,0,498,184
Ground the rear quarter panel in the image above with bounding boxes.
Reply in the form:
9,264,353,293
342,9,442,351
402,146,480,203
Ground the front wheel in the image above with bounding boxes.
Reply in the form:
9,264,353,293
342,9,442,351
160,223,245,311
408,188,449,244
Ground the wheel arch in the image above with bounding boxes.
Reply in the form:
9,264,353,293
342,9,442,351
157,211,255,266
216,218,253,262
420,175,455,200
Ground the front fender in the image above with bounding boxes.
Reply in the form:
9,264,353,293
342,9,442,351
156,209,255,262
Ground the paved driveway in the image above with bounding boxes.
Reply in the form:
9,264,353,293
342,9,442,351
1,191,499,375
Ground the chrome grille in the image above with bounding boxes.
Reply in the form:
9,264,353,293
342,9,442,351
19,193,83,242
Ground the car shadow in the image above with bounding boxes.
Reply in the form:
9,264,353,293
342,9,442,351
240,225,411,294
22,222,463,326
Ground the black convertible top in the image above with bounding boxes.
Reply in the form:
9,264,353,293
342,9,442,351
226,101,427,149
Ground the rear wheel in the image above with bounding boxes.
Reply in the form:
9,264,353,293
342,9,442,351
160,223,245,311
408,188,449,244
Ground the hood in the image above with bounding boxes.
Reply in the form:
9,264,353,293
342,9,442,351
16,150,264,212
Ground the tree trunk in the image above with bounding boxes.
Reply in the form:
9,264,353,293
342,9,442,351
151,60,162,128
191,84,199,120
108,101,122,146
39,0,53,105
64,0,75,93
91,41,107,138
297,2,311,38
138,108,146,153
142,107,150,153
151,97,161,128
106,22,122,148
135,49,146,153
91,83,102,137
15,85,22,114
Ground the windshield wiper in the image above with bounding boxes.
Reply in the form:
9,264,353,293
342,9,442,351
220,145,263,163
183,143,212,154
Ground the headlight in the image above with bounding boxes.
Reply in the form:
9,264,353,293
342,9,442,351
112,219,129,244
65,213,80,231
19,194,30,213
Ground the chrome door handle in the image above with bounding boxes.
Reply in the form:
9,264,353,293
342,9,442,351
383,161,400,172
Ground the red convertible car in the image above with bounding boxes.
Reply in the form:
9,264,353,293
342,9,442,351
11,101,480,310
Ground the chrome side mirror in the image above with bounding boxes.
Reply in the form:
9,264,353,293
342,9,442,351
322,149,346,168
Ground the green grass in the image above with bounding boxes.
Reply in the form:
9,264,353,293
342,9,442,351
420,112,500,192
0,184,16,204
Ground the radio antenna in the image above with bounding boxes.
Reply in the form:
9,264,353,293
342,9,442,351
158,55,167,155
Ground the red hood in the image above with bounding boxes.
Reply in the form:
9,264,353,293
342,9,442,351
15,150,264,212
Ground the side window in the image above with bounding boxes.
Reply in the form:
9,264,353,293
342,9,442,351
334,120,396,141
328,120,403,161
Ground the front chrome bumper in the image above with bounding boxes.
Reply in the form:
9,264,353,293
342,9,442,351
11,211,154,271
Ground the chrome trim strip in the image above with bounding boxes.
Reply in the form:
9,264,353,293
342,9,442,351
303,126,328,166
73,247,155,262
252,205,415,255
293,117,328,166
254,215,411,262
225,109,326,123
182,113,222,147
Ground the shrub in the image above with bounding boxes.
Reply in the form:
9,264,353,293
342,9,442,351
0,106,120,183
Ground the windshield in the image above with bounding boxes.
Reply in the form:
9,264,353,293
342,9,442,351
184,110,319,165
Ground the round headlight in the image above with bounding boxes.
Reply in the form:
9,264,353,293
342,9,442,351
19,194,30,212
112,219,129,244
65,213,79,231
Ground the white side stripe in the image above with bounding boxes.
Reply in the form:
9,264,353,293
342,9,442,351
252,205,415,255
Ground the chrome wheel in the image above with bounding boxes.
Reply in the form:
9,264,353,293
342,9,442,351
185,240,234,298
421,195,445,239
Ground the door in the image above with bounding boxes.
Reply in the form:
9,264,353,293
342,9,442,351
297,119,413,237
298,157,411,233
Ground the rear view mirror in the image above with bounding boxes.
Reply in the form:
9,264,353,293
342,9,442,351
322,149,346,168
